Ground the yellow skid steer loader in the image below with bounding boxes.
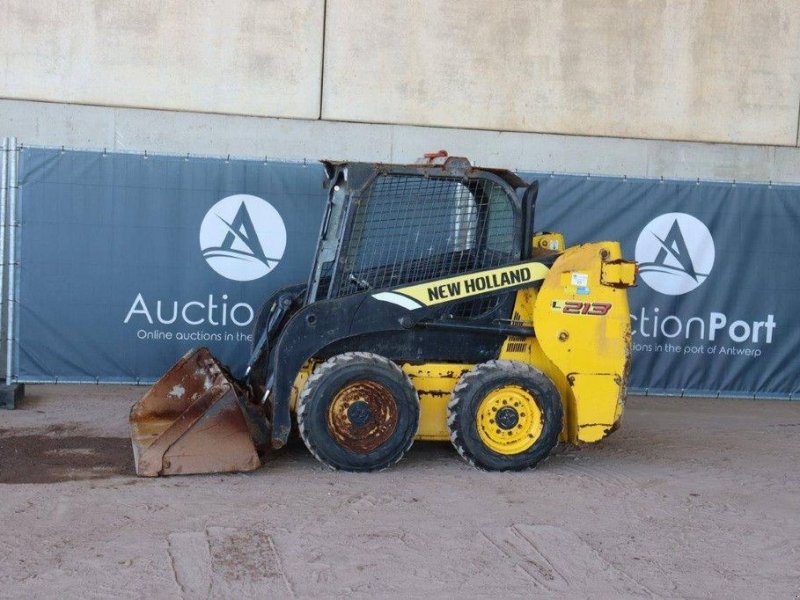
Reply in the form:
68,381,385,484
130,154,636,475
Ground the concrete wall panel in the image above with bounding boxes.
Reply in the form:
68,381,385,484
4,99,800,184
323,0,800,146
0,0,324,119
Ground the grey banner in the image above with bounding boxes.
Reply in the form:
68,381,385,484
16,148,326,382
13,148,800,398
528,173,800,398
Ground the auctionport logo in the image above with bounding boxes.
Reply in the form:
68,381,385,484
635,213,715,296
199,194,287,282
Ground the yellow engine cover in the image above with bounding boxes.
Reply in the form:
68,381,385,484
533,242,633,442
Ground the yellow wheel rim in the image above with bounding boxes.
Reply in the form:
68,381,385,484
476,385,543,455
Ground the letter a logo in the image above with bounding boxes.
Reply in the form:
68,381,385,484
635,213,714,295
199,194,287,281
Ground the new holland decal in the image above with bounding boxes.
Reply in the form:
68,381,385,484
372,262,551,310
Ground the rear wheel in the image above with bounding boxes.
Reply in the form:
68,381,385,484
297,352,419,472
448,360,562,471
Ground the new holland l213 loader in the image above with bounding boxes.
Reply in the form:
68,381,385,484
130,153,637,475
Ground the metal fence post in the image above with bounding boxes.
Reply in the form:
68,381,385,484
6,138,17,382
0,137,10,380
0,138,7,381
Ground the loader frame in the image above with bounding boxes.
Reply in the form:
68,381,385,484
255,157,559,448
131,155,636,476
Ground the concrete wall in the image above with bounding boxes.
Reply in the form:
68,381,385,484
2,0,800,179
323,0,800,146
2,0,799,147
0,0,324,119
4,99,800,184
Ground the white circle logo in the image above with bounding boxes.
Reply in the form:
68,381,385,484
635,212,715,295
199,194,287,282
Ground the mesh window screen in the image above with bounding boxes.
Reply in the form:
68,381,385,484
333,174,520,299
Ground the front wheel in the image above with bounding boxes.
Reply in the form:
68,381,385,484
448,360,563,471
297,352,419,472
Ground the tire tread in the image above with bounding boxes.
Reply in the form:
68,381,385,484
447,360,562,471
297,352,418,472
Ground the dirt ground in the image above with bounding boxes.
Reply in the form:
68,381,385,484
0,385,798,599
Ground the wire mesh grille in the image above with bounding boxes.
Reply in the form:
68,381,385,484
332,174,520,302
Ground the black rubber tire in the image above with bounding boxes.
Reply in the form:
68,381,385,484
447,360,563,471
297,352,420,472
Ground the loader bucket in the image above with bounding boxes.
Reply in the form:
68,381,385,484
129,347,269,477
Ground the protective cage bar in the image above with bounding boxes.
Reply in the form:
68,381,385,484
329,172,522,305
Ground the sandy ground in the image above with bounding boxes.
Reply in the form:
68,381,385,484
0,385,798,599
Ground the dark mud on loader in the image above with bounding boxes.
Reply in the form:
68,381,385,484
129,154,637,476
